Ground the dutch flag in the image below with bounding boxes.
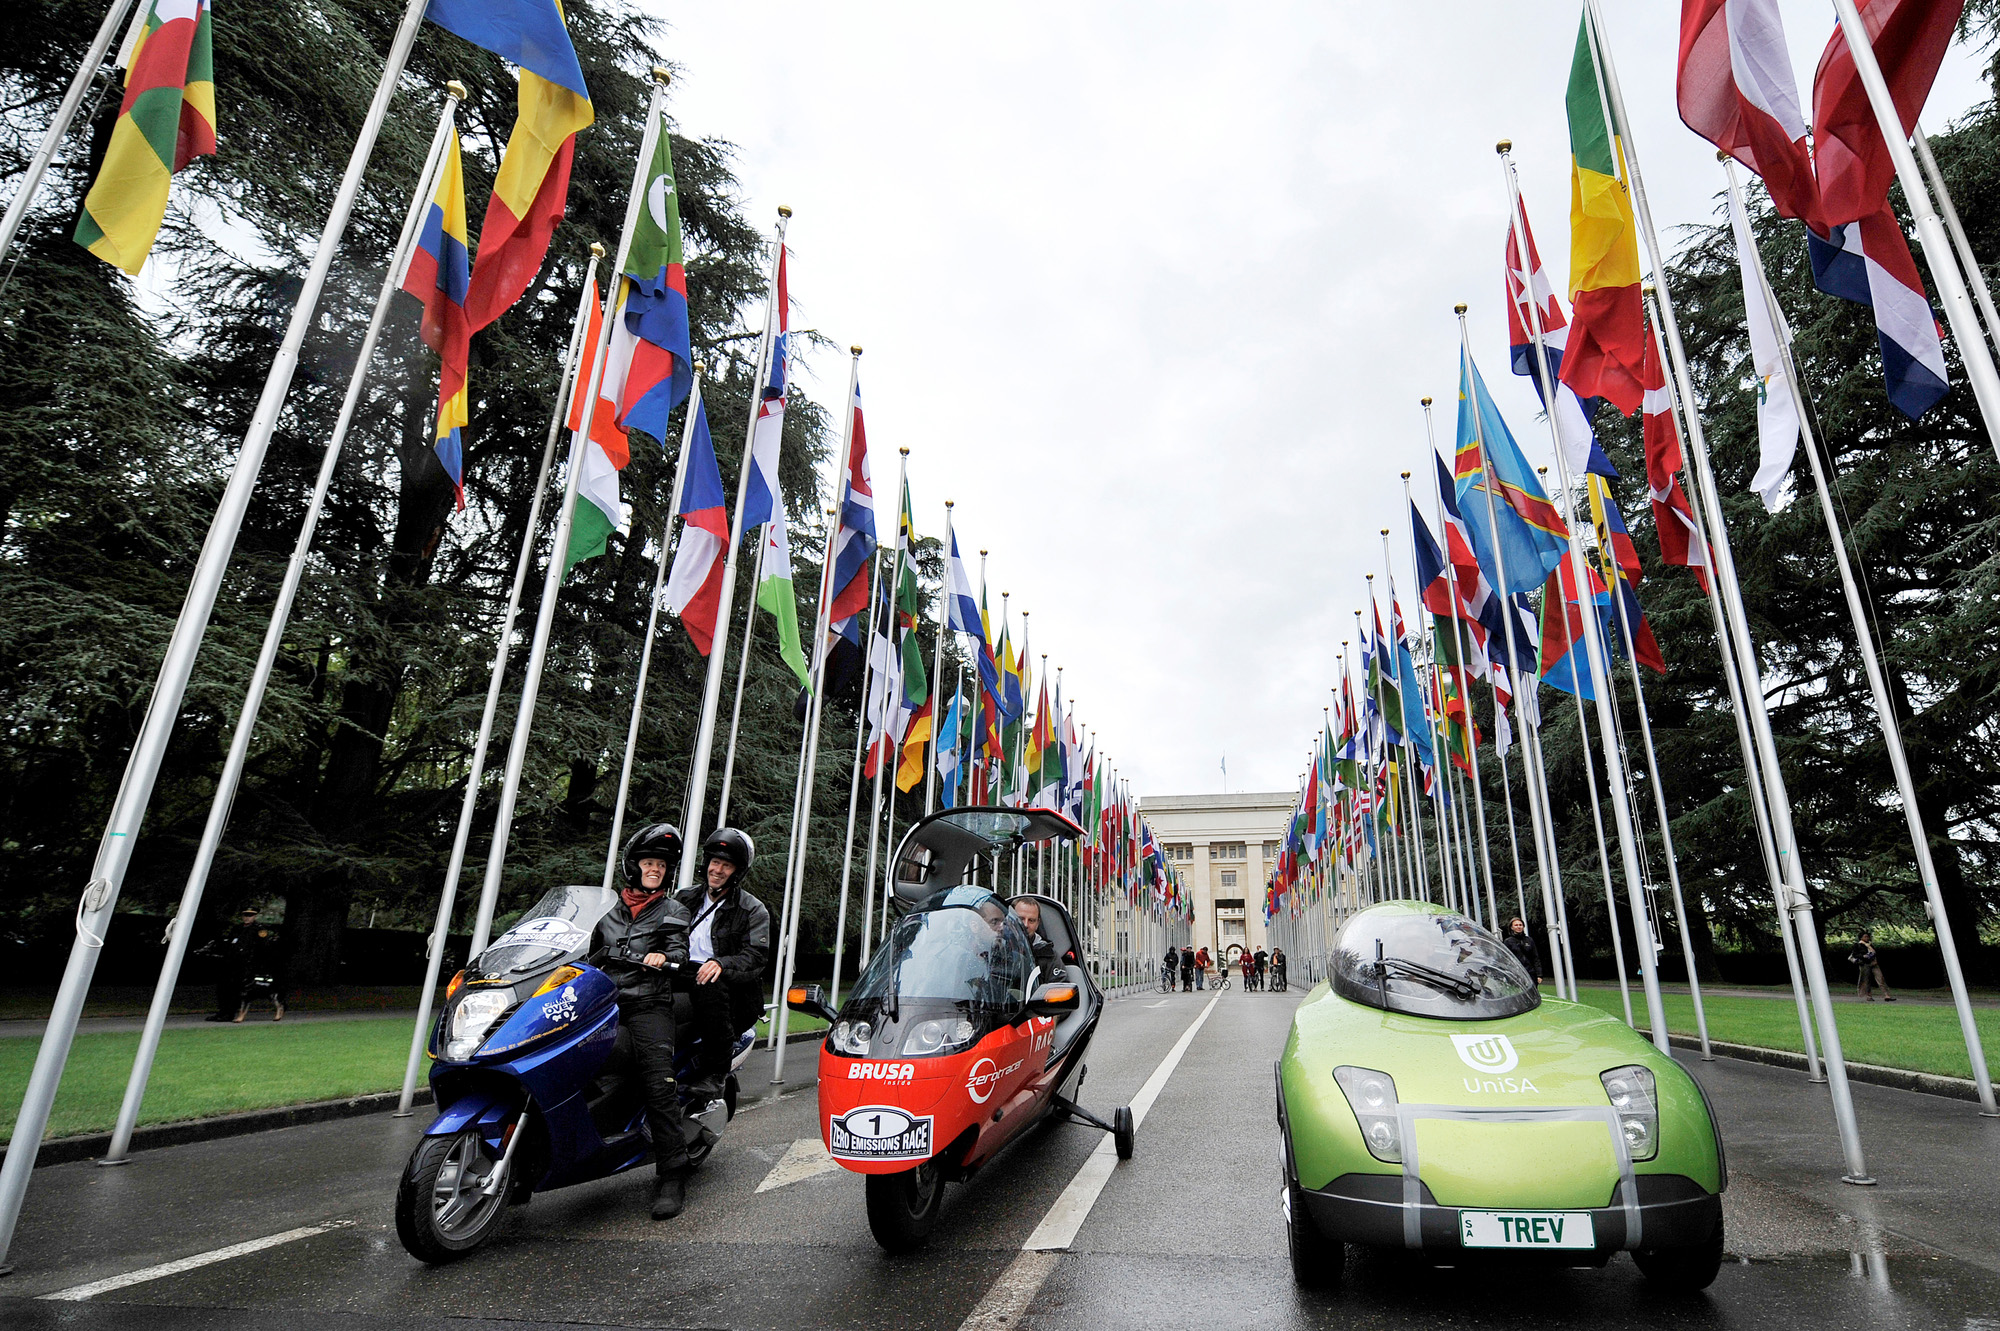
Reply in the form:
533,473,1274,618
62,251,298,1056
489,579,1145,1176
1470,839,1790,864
1806,206,1950,420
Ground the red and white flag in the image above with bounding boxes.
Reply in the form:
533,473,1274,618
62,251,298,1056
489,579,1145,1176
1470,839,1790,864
1639,328,1712,593
1811,0,1965,226
1677,0,1821,224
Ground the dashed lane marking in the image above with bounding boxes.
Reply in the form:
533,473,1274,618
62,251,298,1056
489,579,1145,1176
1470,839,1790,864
38,1220,355,1301
755,1136,842,1193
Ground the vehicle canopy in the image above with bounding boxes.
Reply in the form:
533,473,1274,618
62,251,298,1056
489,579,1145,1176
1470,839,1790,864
1329,901,1539,1021
889,807,1085,910
473,883,617,980
831,886,1038,1060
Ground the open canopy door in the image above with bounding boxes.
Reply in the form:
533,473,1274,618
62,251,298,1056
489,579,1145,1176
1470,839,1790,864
889,806,1084,909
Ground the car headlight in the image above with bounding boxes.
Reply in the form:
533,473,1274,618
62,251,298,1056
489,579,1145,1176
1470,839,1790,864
901,1017,977,1056
1334,1065,1402,1163
1601,1065,1659,1161
829,1018,874,1056
443,989,513,1061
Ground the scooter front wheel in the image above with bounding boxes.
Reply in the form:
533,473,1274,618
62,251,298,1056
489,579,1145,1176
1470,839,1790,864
865,1160,946,1254
395,1128,512,1263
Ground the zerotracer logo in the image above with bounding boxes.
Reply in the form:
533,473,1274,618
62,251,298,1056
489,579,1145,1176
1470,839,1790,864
1450,1033,1519,1074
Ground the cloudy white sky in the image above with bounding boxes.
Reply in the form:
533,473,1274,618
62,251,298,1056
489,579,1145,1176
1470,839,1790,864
652,2,1992,800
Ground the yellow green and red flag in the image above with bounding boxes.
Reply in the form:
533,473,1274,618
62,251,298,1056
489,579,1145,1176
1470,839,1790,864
1559,11,1646,416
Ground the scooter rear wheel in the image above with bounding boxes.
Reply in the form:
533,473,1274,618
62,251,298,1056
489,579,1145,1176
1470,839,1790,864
865,1161,946,1253
395,1127,511,1263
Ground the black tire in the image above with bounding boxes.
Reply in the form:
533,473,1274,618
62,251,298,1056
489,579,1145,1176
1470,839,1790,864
395,1128,512,1263
1112,1105,1135,1160
1286,1182,1344,1288
1632,1216,1724,1292
865,1161,947,1254
724,1073,739,1122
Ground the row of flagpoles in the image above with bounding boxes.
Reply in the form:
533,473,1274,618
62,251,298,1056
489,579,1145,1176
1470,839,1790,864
1261,0,1999,1197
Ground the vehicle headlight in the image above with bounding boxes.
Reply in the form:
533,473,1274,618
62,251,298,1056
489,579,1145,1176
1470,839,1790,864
1334,1065,1402,1163
829,1018,874,1056
901,1017,977,1056
443,989,513,1061
1601,1065,1659,1161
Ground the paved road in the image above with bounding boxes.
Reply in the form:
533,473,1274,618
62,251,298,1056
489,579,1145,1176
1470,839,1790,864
1,987,1995,1330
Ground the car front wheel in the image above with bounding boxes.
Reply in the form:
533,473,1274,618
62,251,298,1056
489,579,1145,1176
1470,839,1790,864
1632,1215,1724,1291
1285,1182,1344,1288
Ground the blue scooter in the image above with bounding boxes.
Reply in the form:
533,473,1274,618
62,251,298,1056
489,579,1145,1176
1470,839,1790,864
395,883,756,1262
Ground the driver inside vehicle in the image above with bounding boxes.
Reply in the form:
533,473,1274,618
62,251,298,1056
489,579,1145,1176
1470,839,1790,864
1008,897,1058,976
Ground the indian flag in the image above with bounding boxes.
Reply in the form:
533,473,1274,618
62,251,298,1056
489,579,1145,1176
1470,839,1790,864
564,280,628,572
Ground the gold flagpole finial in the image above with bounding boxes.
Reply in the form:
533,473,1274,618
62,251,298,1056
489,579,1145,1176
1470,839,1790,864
651,67,671,85
776,205,793,219
1453,302,1468,315
851,345,863,356
589,242,606,259
445,80,467,101
1495,139,1512,154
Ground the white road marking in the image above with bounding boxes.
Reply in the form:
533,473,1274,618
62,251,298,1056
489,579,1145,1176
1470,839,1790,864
1146,1000,1169,1009
1023,986,1222,1251
957,1250,1060,1330
38,1220,354,1301
755,1136,841,1193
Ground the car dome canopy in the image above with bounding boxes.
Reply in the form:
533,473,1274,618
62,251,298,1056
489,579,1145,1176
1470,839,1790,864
888,806,1084,907
1331,902,1540,1021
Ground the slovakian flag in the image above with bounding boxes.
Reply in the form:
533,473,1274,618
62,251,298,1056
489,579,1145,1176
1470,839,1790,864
1505,194,1617,477
428,0,594,332
1638,326,1712,592
741,245,790,531
1811,0,1965,228
1677,0,1821,226
1455,348,1569,597
400,127,472,509
599,112,694,441
662,394,728,654
1538,557,1609,700
1806,206,1950,419
75,0,216,275
1562,13,1648,415
826,372,877,625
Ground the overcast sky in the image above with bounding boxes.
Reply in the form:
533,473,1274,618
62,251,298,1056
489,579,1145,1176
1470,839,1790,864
651,2,1993,800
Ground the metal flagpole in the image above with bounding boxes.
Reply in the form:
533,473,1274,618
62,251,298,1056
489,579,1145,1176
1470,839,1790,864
1822,0,2000,462
831,536,891,1006
672,206,790,900
467,74,671,957
1498,150,1668,1052
1570,661,1634,1025
1380,532,1431,901
767,711,815,1046
393,263,599,1118
0,0,436,1268
101,84,465,1165
1643,287,1821,1079
924,504,956,814
1583,0,1869,1176
715,531,768,828
1728,162,1996,1113
1525,714,1580,997
1911,125,2000,355
602,367,707,889
0,0,141,269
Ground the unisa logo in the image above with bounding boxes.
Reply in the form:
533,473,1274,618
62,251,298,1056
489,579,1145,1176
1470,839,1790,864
1450,1033,1518,1074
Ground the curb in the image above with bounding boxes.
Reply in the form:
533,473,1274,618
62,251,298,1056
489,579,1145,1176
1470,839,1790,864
1661,1032,1999,1104
1,1026,829,1171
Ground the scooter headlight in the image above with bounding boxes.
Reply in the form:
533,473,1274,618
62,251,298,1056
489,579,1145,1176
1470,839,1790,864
444,989,513,1061
900,1017,978,1057
1601,1065,1659,1161
1334,1065,1402,1163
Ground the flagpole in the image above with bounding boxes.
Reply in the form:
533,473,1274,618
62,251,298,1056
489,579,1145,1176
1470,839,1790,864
715,524,767,827
767,700,815,1047
1379,533,1432,902
602,367,706,889
0,0,438,1266
1820,0,2000,461
101,83,465,1165
0,0,141,269
1588,0,1869,1178
831,537,890,1007
1911,125,2000,355
673,206,790,902
924,504,955,814
861,517,915,959
1728,161,1995,1113
467,73,669,957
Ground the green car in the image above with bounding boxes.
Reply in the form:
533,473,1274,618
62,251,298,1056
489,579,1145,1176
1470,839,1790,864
1277,901,1725,1291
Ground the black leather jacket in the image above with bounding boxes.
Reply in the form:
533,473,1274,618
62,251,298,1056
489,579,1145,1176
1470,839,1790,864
588,893,691,1003
675,877,770,988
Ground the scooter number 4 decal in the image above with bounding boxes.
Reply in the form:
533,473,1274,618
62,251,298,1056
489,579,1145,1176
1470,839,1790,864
830,1105,933,1160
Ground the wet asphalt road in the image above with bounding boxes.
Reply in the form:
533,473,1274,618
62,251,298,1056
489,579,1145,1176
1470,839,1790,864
1,985,1996,1330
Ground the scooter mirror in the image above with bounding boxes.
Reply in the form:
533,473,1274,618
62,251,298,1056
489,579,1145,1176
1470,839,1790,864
1026,983,1079,1017
786,984,839,1024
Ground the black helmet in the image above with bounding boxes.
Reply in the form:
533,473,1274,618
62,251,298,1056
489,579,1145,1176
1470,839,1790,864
621,822,683,888
700,827,755,877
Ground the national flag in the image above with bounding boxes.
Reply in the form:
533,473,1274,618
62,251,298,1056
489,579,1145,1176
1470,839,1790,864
400,127,472,509
826,373,877,625
897,696,934,794
756,509,811,689
1727,177,1802,512
1639,328,1712,591
75,0,217,274
863,573,901,780
595,115,693,442
428,0,595,332
1806,206,1950,419
1455,349,1569,596
1538,557,1609,700
661,395,729,653
1393,601,1434,770
937,689,966,808
1435,666,1479,776
1587,475,1667,675
741,246,791,531
1677,0,1821,225
1811,0,1965,228
1562,12,1648,415
945,528,983,639
562,279,629,569
1505,193,1617,476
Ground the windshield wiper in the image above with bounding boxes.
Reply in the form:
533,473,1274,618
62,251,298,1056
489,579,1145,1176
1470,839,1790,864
1376,956,1481,1002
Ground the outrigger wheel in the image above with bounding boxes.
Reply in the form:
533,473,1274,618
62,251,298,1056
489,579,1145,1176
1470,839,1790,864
1054,1095,1135,1160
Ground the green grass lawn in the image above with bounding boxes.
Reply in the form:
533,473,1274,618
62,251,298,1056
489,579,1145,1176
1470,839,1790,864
0,985,426,1022
1570,988,2000,1084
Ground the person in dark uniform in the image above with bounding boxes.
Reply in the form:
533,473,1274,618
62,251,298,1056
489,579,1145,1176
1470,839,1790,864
205,907,261,1021
589,823,693,1220
676,828,771,1105
1253,948,1269,991
1504,918,1544,983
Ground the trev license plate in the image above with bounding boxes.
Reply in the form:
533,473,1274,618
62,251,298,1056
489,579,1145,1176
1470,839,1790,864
1459,1210,1595,1250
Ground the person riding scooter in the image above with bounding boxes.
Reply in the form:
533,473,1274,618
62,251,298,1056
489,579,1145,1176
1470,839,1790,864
677,828,771,1104
588,823,694,1220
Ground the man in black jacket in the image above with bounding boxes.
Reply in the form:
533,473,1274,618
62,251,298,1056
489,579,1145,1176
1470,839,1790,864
589,823,693,1219
678,827,771,1103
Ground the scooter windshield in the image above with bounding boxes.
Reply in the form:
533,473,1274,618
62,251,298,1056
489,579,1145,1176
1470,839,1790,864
832,892,1033,1060
1330,903,1539,1021
477,883,616,977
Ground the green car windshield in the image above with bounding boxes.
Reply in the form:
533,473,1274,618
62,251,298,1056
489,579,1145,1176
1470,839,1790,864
1331,906,1539,1020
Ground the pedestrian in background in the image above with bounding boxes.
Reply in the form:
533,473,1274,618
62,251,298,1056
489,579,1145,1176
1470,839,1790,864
1849,931,1894,1001
1179,945,1195,992
1194,946,1210,990
1253,947,1269,991
1504,917,1543,984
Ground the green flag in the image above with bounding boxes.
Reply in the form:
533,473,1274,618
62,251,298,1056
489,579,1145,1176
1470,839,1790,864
756,510,810,688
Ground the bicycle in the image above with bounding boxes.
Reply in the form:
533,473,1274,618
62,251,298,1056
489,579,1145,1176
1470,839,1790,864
1211,970,1231,993
1158,964,1177,994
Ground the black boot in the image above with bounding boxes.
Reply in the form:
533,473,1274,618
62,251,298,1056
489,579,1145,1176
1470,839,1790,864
651,1173,687,1220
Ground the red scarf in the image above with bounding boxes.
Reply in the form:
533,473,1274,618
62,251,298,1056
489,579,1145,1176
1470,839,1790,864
621,887,665,914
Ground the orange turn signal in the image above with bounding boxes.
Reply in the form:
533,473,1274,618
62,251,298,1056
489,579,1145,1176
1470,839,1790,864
1042,986,1077,1004
786,987,810,1005
444,970,466,1001
530,965,584,998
